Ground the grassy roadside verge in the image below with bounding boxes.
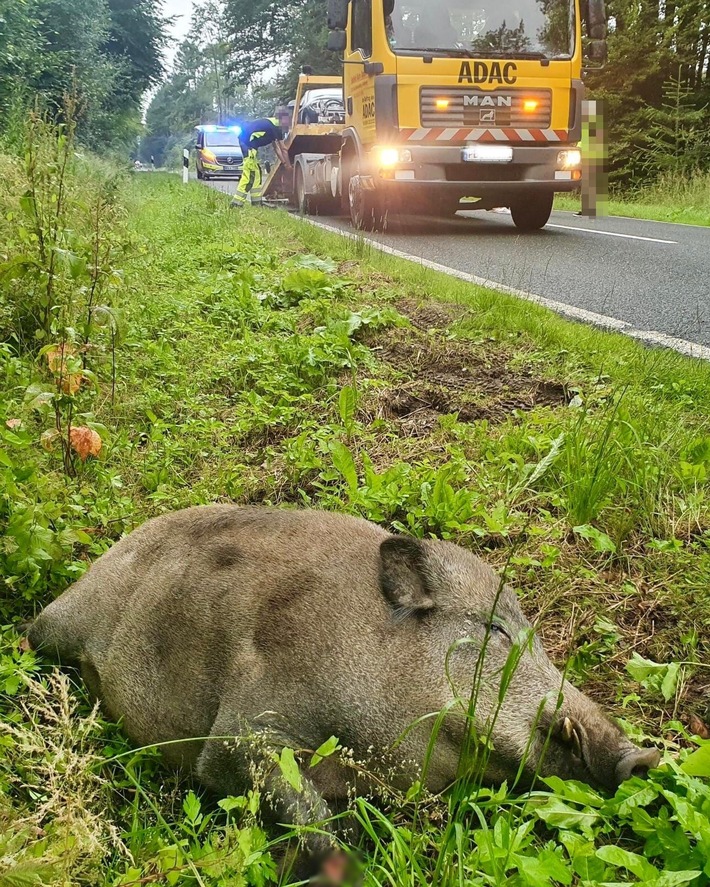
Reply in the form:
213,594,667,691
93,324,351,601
2,172,710,885
554,173,710,227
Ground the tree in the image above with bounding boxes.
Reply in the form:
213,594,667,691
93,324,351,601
104,0,168,101
141,4,269,166
31,0,116,120
639,66,710,177
0,0,41,117
222,0,339,97
0,0,169,150
587,0,710,184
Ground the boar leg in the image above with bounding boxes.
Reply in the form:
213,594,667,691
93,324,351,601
196,710,342,881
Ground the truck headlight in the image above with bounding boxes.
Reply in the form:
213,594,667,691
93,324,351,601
378,147,413,168
558,149,582,170
379,148,399,168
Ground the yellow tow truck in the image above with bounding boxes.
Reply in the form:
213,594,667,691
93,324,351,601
264,0,606,231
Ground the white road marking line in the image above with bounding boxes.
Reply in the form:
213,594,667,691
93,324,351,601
547,223,677,244
555,209,706,229
304,217,710,362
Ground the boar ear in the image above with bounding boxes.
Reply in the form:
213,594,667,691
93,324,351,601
379,537,435,617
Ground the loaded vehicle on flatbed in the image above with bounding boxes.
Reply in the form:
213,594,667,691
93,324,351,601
263,0,606,231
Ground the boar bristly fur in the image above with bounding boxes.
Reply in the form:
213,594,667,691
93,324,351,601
29,506,660,879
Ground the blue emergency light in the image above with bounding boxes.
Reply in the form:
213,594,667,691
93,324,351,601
195,124,242,135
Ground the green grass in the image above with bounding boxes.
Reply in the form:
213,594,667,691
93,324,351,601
2,171,710,885
555,172,710,226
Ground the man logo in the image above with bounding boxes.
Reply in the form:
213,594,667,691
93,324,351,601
464,95,513,108
480,110,496,123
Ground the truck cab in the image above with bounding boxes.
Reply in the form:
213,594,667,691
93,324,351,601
262,0,606,231
334,0,605,230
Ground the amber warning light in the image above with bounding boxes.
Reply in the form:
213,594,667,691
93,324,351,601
523,99,539,113
435,98,450,110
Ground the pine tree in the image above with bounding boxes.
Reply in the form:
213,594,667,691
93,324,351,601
640,66,710,178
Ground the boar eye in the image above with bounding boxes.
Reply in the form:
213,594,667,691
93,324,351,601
489,621,511,641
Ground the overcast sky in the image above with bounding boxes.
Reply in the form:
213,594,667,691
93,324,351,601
162,0,194,65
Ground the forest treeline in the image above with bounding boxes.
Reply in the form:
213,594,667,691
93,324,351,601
0,0,168,149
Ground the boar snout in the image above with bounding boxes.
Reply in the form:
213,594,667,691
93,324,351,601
615,746,662,784
552,712,660,791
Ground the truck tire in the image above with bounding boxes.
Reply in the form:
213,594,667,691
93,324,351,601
510,193,554,231
349,173,386,232
197,168,204,180
295,167,309,214
296,168,339,216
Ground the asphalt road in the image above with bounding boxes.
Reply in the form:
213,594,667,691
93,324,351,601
207,177,710,356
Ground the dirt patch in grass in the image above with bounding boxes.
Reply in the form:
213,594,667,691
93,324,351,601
370,323,569,437
396,297,470,331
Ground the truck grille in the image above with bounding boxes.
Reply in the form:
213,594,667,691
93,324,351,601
421,88,551,129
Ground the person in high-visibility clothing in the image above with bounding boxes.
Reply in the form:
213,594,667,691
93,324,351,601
231,117,292,208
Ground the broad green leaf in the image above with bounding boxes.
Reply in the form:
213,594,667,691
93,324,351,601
282,267,329,297
19,193,37,218
609,777,659,816
682,742,710,777
542,776,605,808
0,862,58,886
626,653,681,700
330,440,358,495
661,790,709,837
311,735,340,768
0,255,40,281
661,661,680,701
558,833,607,882
626,653,667,682
338,385,357,429
58,528,93,546
534,797,600,838
218,796,248,813
596,844,659,879
573,524,617,553
182,790,202,824
517,848,572,887
294,254,337,273
24,383,54,411
654,872,704,887
278,747,303,793
405,780,423,802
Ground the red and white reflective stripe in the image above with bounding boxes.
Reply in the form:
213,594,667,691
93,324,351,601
401,128,568,143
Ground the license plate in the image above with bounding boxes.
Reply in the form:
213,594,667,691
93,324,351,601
463,145,513,163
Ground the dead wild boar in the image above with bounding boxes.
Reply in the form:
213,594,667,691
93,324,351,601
28,506,660,880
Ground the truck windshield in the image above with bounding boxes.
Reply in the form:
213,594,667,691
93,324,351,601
388,0,575,59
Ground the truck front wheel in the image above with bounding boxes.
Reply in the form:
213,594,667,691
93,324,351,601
349,174,386,232
510,193,554,231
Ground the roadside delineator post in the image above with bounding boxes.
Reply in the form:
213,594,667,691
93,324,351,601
183,149,190,185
